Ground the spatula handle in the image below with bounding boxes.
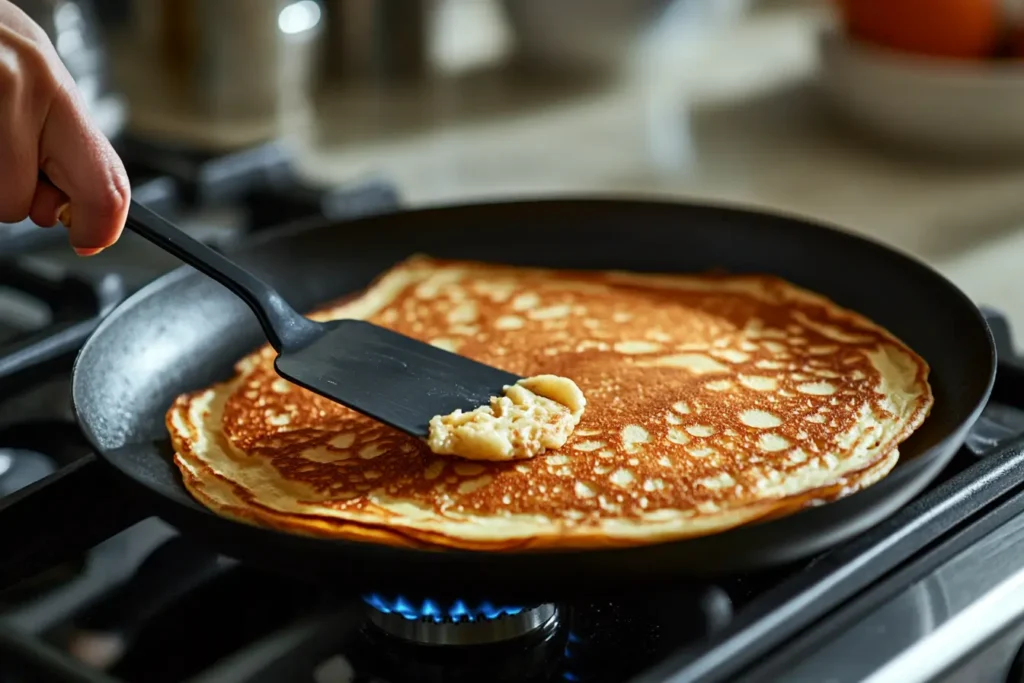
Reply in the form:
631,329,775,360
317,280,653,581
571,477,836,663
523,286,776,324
124,200,321,353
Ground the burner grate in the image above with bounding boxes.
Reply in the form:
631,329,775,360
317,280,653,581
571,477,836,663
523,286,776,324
0,261,124,399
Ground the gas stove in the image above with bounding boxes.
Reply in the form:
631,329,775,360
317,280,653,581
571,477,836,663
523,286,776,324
2,163,1024,682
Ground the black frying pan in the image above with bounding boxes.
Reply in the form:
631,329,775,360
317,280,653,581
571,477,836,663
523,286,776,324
68,198,994,601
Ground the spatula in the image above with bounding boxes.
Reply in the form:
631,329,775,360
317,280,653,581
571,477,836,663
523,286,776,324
124,200,521,436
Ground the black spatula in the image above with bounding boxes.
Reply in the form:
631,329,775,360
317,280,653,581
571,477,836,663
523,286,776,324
124,200,521,436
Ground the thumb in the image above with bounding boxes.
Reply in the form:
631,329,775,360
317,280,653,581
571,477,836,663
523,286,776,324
40,83,129,252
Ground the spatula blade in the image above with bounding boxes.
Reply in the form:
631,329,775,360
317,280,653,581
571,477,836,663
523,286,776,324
274,319,521,437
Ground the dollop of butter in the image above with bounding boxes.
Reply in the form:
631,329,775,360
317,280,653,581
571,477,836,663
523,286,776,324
426,375,586,461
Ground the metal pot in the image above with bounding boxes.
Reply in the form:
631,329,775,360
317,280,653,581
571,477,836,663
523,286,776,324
14,0,126,139
140,0,323,120
121,0,324,148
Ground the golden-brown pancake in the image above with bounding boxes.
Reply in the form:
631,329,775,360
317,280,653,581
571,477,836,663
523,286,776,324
167,257,933,550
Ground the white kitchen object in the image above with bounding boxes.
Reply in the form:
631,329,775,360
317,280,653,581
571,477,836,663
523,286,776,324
819,30,1024,158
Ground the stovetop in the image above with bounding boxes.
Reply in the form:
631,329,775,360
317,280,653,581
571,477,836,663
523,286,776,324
2,151,1024,682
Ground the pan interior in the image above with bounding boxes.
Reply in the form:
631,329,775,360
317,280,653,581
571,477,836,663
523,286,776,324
73,200,994,524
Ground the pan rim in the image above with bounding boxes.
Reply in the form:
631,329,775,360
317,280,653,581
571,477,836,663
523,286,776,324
71,196,997,564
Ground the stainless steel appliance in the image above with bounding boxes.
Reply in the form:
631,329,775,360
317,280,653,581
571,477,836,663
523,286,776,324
121,0,324,149
322,0,429,83
15,0,126,139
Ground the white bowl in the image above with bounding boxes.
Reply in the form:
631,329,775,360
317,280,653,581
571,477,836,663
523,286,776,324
819,31,1024,158
500,0,673,73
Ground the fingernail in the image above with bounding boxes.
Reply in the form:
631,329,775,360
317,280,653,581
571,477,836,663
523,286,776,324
74,247,105,257
57,203,72,227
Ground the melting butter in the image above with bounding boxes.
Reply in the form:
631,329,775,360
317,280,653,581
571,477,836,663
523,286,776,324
426,375,586,461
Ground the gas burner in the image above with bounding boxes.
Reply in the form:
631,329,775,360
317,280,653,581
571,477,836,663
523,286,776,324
364,595,559,645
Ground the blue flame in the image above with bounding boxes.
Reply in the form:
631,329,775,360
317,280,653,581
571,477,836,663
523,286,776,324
561,630,582,680
364,594,527,623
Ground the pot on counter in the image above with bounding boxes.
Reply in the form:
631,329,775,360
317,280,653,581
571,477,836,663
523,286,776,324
117,0,324,150
15,0,126,139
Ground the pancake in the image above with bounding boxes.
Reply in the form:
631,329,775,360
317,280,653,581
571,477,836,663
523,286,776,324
167,257,933,550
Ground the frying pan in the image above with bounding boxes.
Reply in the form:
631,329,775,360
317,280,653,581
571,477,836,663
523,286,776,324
67,198,994,601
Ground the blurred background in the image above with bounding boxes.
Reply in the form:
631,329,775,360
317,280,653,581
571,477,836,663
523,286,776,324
3,5,1024,677
16,0,1024,323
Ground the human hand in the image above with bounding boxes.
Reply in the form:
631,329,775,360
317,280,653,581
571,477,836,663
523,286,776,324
0,0,129,255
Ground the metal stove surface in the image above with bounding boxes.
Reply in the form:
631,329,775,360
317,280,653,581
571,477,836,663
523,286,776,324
2,185,1024,680
0,313,1021,683
747,505,1024,683
0,142,404,681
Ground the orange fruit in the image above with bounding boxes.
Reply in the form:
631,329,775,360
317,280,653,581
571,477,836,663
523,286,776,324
835,0,999,59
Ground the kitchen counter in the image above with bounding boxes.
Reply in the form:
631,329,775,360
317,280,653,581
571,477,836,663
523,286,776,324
154,3,1024,333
